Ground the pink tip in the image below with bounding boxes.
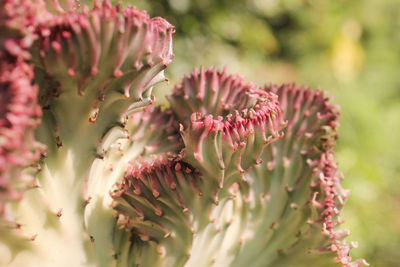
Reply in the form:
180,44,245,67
51,41,61,53
114,69,123,77
91,67,98,76
194,152,202,162
67,68,75,76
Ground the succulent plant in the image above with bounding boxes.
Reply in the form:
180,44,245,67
0,1,368,266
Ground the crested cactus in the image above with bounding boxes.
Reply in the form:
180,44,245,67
0,1,368,267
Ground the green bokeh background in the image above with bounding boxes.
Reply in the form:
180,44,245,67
108,0,399,266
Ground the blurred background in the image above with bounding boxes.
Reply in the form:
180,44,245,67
113,0,399,266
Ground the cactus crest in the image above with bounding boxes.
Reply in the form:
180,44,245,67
0,1,367,267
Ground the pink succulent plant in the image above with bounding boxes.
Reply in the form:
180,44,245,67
0,1,368,266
